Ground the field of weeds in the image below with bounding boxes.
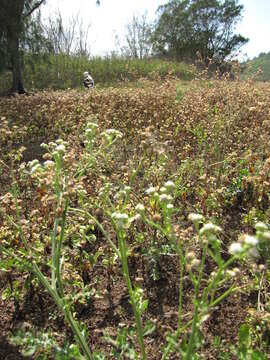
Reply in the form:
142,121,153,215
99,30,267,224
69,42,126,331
1,78,270,359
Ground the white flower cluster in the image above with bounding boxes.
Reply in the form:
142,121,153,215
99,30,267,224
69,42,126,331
44,160,55,169
86,122,99,130
101,129,123,144
114,186,131,200
188,214,222,245
188,213,205,224
84,122,99,144
135,204,145,213
229,232,261,259
41,139,67,158
111,212,129,229
164,180,176,191
159,193,173,203
145,180,175,210
145,186,156,195
199,223,222,236
255,222,270,241
29,159,43,174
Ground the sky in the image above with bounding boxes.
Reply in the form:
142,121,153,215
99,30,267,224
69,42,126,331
43,0,270,60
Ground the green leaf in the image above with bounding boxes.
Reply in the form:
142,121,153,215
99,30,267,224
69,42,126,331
24,346,37,357
1,287,11,300
143,320,156,337
238,324,250,347
250,350,267,360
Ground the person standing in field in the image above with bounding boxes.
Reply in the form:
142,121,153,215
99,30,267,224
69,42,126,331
83,71,94,89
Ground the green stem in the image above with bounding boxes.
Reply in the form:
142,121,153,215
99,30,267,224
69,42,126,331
177,246,185,334
32,262,93,360
208,256,236,304
55,200,68,298
185,241,208,359
9,192,93,359
51,219,58,290
118,229,146,360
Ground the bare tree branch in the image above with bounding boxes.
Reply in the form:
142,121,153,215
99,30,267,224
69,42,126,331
24,0,46,18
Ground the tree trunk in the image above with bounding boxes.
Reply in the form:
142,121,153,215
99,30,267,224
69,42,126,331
6,0,26,94
7,30,25,94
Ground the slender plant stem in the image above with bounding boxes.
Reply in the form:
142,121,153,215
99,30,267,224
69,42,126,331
177,248,185,333
54,200,68,298
118,229,147,360
32,262,94,360
185,241,208,359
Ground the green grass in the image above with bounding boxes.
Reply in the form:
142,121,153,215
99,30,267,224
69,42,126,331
242,52,270,81
0,54,196,92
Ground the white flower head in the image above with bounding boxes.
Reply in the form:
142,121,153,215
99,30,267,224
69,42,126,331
55,144,65,153
145,186,156,195
31,164,42,174
86,122,98,129
29,159,39,168
44,160,55,168
160,186,167,194
229,242,243,255
19,163,26,171
199,223,222,236
85,128,94,134
159,194,172,203
131,213,141,222
105,129,122,138
164,180,175,191
40,143,48,149
226,270,237,277
135,204,145,213
111,212,129,229
243,234,258,247
188,213,204,223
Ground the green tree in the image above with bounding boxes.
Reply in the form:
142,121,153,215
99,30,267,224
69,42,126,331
152,0,248,66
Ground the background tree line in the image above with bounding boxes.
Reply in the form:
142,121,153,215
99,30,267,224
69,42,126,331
0,0,248,93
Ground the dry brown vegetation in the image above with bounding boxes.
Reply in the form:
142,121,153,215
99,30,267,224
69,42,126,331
1,78,270,359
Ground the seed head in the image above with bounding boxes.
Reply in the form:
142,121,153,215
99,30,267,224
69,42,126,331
190,258,201,270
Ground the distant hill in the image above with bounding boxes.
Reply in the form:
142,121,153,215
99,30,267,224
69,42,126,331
242,52,270,81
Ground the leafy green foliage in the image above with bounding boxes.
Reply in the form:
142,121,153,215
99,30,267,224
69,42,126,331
243,52,270,81
153,0,248,64
0,55,195,92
